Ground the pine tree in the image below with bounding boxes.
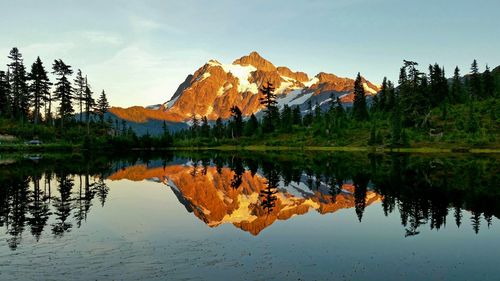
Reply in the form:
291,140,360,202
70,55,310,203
74,69,85,122
83,77,95,134
291,105,302,125
0,71,11,117
450,66,464,103
259,82,278,132
8,47,29,122
482,65,494,98
230,105,243,138
244,113,259,136
200,116,210,138
52,59,74,128
280,104,293,131
95,90,109,123
352,72,368,120
385,80,396,110
378,77,388,111
190,114,199,137
469,59,482,99
213,117,224,139
28,57,51,125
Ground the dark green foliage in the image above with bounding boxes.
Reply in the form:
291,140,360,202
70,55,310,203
230,106,243,138
469,59,482,99
28,57,51,124
259,82,278,133
352,73,368,120
0,71,10,117
280,104,293,131
96,90,109,123
200,116,210,138
244,114,259,136
52,59,74,127
8,48,30,122
292,105,302,125
74,69,85,122
483,65,495,98
213,117,225,139
450,66,465,103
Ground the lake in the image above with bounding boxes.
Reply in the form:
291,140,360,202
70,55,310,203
0,151,499,280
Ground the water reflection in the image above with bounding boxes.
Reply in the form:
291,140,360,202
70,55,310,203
0,158,111,250
1,152,499,249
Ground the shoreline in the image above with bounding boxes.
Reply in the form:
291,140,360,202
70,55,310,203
1,144,499,154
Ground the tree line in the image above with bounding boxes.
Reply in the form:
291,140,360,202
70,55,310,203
174,59,498,147
0,47,110,132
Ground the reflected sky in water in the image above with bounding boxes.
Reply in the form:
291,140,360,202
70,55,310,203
0,152,499,280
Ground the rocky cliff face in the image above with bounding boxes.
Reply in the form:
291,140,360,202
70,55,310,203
109,51,380,123
108,163,382,235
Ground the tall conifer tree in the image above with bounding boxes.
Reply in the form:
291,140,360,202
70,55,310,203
352,72,368,120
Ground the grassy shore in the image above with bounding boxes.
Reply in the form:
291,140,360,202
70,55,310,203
167,145,500,154
1,141,499,154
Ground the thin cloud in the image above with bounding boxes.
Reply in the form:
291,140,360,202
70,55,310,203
129,15,184,34
82,31,124,46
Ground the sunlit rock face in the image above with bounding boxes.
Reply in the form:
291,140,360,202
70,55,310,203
109,51,380,123
108,163,382,235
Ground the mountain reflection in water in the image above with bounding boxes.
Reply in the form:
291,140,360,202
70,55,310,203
1,152,499,249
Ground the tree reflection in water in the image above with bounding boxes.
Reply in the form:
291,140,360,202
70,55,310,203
0,152,499,249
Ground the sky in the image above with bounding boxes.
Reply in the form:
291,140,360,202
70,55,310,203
0,0,499,108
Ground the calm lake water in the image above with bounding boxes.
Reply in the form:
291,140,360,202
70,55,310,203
0,151,499,281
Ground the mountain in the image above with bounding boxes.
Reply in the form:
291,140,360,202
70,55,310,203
109,51,380,124
108,162,382,235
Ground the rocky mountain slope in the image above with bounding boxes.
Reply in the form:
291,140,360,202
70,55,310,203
110,51,380,123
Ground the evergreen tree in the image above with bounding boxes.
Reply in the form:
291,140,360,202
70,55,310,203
190,114,199,137
213,117,224,139
0,71,10,117
291,105,302,125
74,69,85,122
200,116,210,138
280,104,293,131
28,57,51,125
352,72,368,120
244,113,259,136
83,77,95,134
469,59,482,99
482,65,494,98
52,59,74,128
385,80,396,110
259,82,278,132
230,105,243,138
314,101,322,122
95,90,109,123
8,47,30,122
450,66,464,103
377,77,388,111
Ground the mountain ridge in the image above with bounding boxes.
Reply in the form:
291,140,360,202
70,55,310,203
109,51,381,124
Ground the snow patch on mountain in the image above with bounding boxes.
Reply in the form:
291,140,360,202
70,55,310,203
220,63,259,94
303,77,319,87
165,96,180,109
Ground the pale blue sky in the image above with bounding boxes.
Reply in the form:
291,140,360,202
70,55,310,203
0,0,498,107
